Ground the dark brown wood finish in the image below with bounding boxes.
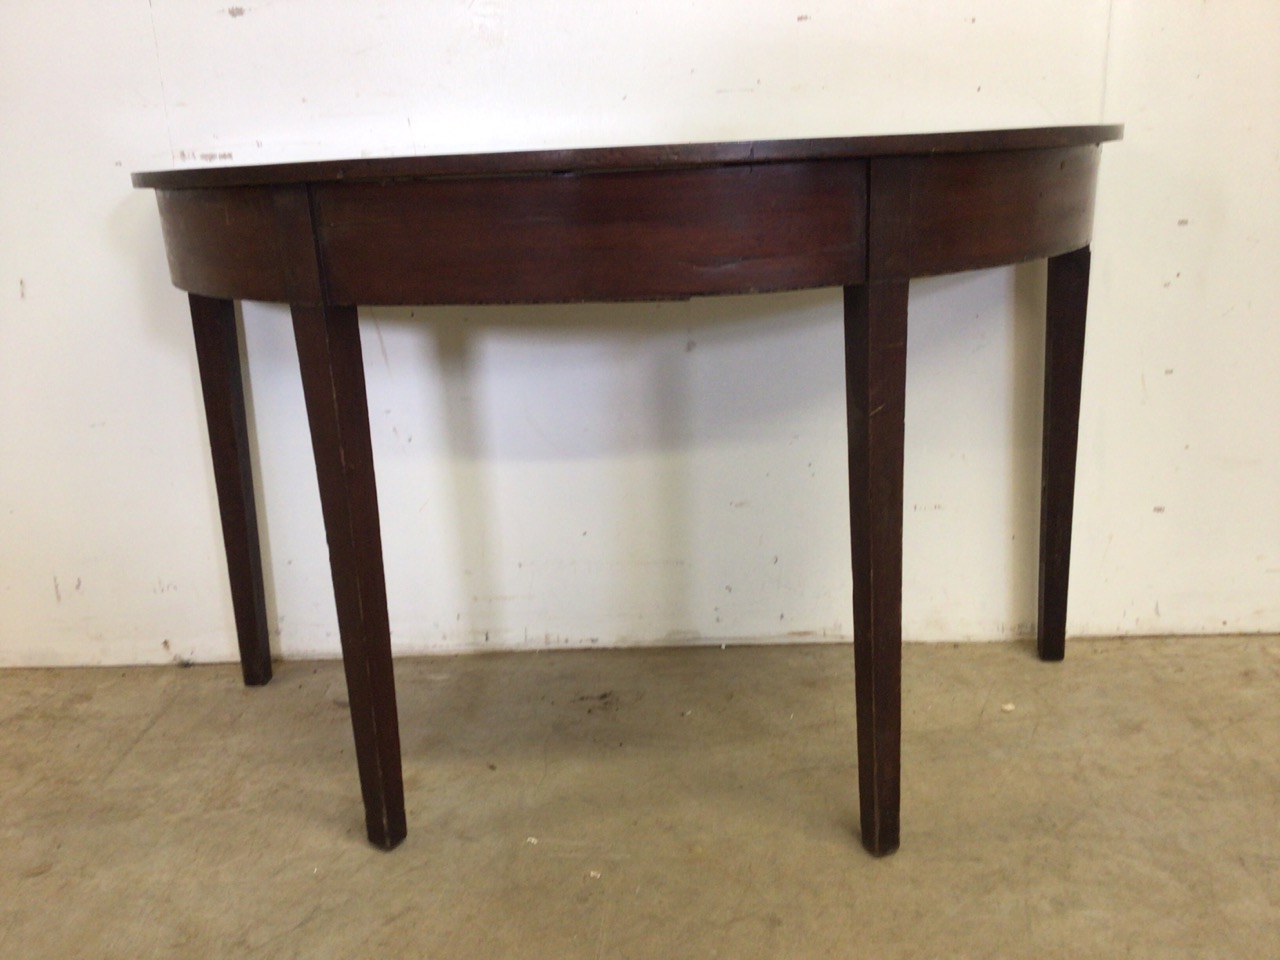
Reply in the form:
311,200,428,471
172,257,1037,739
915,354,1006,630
284,179,405,849
132,125,1120,190
315,161,867,305
158,189,290,303
867,147,1100,280
1038,246,1093,661
843,280,909,856
187,293,272,686
293,302,406,849
134,125,1120,855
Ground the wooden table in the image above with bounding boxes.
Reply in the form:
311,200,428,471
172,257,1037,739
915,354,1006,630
133,125,1122,856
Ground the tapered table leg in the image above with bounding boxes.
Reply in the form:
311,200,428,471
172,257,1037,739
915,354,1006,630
291,302,406,850
188,294,272,687
1037,246,1091,662
844,281,909,857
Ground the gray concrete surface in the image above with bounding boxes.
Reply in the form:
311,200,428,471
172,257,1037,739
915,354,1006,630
2,636,1277,958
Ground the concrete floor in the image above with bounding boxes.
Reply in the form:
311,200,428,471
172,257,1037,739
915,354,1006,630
2,637,1277,959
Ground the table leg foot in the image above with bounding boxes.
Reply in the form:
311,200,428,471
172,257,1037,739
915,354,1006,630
844,281,908,857
292,302,407,850
1037,246,1091,663
188,294,272,687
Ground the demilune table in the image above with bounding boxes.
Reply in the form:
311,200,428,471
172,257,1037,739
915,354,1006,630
133,124,1122,856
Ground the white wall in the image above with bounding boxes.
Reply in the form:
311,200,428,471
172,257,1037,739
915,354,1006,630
1,1,1276,666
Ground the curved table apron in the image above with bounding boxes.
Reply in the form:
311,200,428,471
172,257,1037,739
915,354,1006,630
134,125,1121,856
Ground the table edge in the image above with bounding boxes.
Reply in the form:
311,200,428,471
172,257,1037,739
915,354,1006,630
131,124,1123,190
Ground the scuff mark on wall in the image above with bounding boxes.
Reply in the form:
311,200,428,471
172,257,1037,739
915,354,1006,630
173,150,234,162
145,0,176,161
468,0,505,44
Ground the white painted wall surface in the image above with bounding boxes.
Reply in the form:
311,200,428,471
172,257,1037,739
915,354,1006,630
0,1,1276,666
